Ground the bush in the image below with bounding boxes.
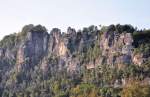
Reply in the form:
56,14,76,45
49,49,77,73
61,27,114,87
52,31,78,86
121,80,150,97
0,33,16,48
31,25,47,33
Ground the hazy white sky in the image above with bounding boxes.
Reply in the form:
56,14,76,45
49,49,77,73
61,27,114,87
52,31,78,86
0,0,150,39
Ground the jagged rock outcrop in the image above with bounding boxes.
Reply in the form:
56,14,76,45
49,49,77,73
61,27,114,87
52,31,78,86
100,31,134,67
15,25,49,71
0,24,150,97
0,24,149,81
0,24,148,73
132,53,145,66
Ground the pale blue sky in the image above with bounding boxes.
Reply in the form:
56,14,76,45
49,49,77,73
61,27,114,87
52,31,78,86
0,0,150,39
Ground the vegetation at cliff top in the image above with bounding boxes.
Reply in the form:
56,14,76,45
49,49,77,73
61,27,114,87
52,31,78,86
0,24,150,97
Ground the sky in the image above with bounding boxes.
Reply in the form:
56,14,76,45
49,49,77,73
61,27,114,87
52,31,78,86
0,0,150,39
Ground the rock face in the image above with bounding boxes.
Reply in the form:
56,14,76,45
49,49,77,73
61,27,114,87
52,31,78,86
0,48,4,58
0,24,150,96
15,27,49,71
100,31,134,66
24,30,49,64
132,53,145,66
0,24,149,83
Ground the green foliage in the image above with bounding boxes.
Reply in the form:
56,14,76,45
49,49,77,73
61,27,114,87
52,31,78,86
100,26,108,33
84,41,101,62
16,24,34,40
1,24,150,97
22,24,34,33
0,33,16,48
70,83,100,97
133,29,150,55
0,24,48,49
133,29,150,42
121,81,150,97
115,24,135,33
100,87,121,97
101,24,135,33
31,25,47,33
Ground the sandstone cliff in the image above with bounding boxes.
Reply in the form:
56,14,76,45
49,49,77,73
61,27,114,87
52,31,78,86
0,24,150,95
